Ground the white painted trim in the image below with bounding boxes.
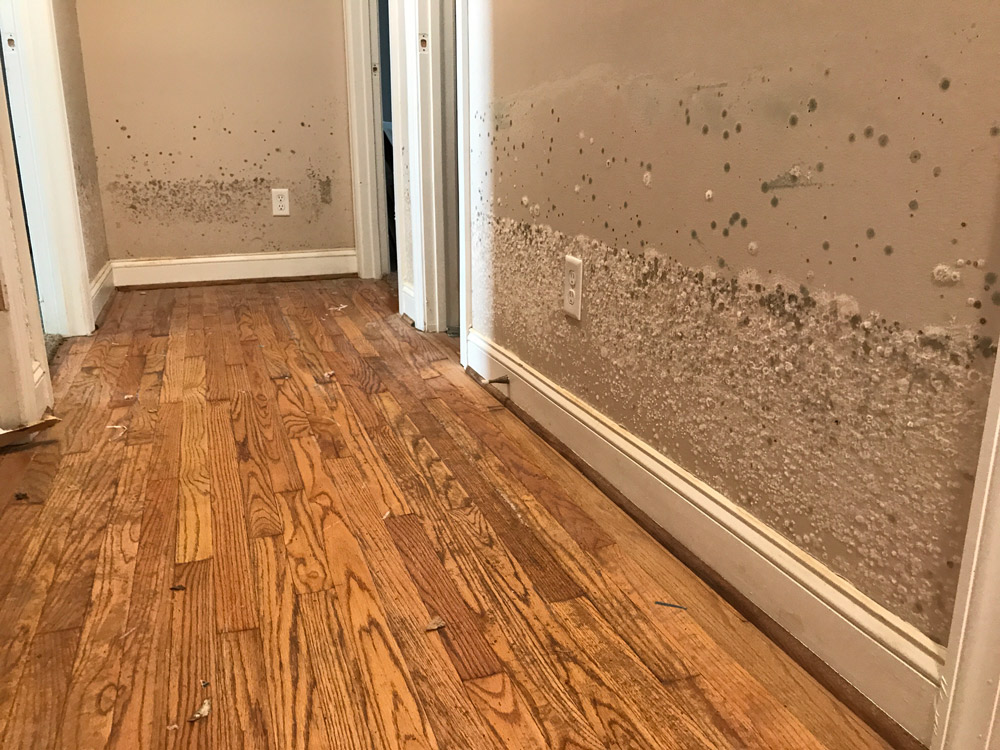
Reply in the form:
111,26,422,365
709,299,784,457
399,282,418,322
89,262,114,320
110,249,357,288
932,358,1000,748
455,0,472,366
467,329,943,745
412,0,448,332
0,0,93,336
343,0,384,281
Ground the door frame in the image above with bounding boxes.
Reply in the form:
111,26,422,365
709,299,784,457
0,0,93,337
354,0,451,332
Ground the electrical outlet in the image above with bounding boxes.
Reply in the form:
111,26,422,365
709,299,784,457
563,255,583,320
272,188,290,216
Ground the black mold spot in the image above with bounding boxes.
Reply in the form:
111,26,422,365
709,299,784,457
864,126,875,139
991,126,1000,137
878,134,889,147
807,98,818,112
702,124,710,135
909,199,919,211
822,241,830,250
884,245,894,255
940,77,951,91
816,162,825,172
724,162,731,173
771,196,779,207
910,150,922,163
866,228,876,239
848,133,856,142
761,182,770,193
986,272,998,284
992,291,1000,306
735,122,743,133
723,130,730,139
789,114,799,126
933,166,942,177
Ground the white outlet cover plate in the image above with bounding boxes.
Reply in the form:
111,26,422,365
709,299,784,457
564,255,583,319
272,188,290,216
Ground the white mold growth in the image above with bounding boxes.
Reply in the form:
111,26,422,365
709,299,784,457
474,215,991,643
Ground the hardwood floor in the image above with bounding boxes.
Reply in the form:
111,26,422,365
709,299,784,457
0,279,889,749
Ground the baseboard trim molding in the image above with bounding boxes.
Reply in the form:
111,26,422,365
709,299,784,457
110,248,358,288
89,261,114,323
466,328,942,745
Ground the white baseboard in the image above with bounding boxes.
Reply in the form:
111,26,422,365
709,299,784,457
110,248,358,288
89,261,114,321
399,282,418,322
466,329,943,745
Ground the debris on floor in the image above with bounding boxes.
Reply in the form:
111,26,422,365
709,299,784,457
654,601,688,611
170,584,186,592
166,724,179,732
425,616,446,632
0,415,61,450
187,698,211,723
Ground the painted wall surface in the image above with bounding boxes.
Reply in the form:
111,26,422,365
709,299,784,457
75,0,355,260
468,0,1000,643
52,0,109,281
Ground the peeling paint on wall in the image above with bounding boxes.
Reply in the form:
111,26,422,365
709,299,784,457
468,0,1000,643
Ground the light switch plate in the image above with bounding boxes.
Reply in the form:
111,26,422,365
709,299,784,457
272,188,290,216
564,255,583,320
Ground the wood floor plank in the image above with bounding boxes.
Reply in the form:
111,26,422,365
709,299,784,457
0,453,90,738
107,478,178,750
1,628,80,750
207,401,258,632
231,391,284,539
376,391,584,605
177,358,212,563
55,444,151,749
386,514,503,681
251,535,336,750
305,582,437,750
216,629,275,750
463,672,549,750
166,560,216,750
278,433,367,595
36,426,128,634
323,456,505,750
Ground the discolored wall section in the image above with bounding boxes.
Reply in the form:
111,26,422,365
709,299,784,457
52,0,109,281
75,0,355,261
468,0,1000,643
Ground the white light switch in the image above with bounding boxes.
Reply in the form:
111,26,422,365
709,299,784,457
563,255,583,320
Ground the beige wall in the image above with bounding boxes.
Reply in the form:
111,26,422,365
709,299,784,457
75,0,355,261
52,0,109,281
469,0,1000,643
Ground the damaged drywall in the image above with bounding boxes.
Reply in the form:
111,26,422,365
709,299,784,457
469,0,1000,642
75,0,355,260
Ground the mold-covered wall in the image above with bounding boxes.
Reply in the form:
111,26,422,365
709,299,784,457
468,0,1000,643
52,0,109,281
75,0,355,260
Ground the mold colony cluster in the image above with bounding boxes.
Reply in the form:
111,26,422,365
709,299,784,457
98,114,347,258
475,217,989,642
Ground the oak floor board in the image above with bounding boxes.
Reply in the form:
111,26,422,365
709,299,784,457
0,280,889,750
207,401,259,632
1,627,80,750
